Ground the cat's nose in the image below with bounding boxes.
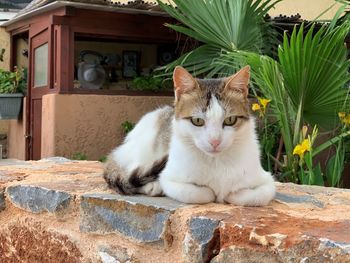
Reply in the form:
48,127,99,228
209,139,221,149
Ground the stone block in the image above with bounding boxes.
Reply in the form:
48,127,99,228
98,245,133,263
80,193,184,243
211,240,350,263
39,157,72,164
6,185,71,213
183,216,220,263
214,204,350,263
275,192,324,208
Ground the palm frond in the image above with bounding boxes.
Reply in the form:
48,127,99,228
156,0,281,76
278,23,350,129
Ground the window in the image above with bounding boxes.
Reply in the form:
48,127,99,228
34,43,48,87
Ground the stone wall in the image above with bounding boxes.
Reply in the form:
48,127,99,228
0,158,349,262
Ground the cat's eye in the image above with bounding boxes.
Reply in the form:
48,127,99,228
190,117,205,127
223,116,237,126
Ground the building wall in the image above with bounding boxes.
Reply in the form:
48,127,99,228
0,31,28,151
270,0,342,20
0,121,8,134
41,94,174,160
0,27,10,71
7,97,26,160
15,38,29,70
0,27,11,158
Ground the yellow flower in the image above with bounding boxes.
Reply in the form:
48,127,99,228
339,112,350,125
344,115,350,125
252,103,261,112
293,139,311,158
338,112,346,119
252,97,271,117
301,139,311,152
293,144,304,157
258,97,271,110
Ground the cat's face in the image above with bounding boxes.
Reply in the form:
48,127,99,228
173,66,251,156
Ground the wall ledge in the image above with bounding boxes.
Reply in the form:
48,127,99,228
1,158,350,262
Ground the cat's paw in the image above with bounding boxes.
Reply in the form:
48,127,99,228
189,186,216,204
139,181,164,196
224,188,268,206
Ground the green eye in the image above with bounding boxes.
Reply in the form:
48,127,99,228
223,116,237,126
190,117,205,127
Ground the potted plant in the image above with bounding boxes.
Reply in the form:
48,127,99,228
0,67,27,119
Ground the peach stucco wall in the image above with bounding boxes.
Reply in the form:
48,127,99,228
7,97,26,160
271,0,342,20
41,94,173,160
0,27,10,71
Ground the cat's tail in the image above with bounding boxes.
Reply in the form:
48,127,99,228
103,156,168,195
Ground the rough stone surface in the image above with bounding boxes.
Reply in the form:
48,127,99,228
98,245,133,263
211,241,350,263
0,169,27,186
6,185,71,213
80,193,184,243
0,160,349,262
39,156,73,164
99,251,119,263
0,221,83,263
183,216,220,263
275,191,325,208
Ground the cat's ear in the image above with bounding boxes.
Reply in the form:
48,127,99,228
224,66,250,97
173,66,197,99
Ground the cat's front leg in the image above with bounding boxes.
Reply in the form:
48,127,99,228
224,180,275,206
160,179,216,204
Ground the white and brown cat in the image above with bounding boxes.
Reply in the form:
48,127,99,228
103,66,275,206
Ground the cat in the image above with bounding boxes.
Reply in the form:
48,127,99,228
103,66,276,206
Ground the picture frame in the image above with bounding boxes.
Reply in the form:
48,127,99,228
122,51,140,78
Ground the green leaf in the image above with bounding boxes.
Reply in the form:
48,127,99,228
156,0,281,77
326,147,345,187
278,23,350,130
312,163,324,186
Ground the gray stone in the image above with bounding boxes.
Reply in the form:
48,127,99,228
80,193,184,243
0,159,29,167
39,157,72,164
6,185,71,213
183,216,220,263
319,238,350,254
98,251,119,263
0,189,5,211
275,192,324,208
98,245,132,263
